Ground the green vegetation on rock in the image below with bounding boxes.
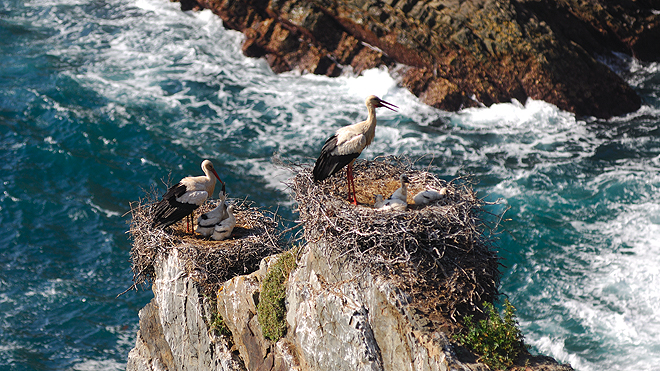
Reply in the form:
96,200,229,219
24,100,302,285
257,248,298,341
455,299,528,370
205,294,232,338
210,308,231,338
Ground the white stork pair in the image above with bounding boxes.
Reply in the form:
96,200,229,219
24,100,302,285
150,94,398,234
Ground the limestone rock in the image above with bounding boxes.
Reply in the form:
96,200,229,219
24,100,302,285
126,162,575,371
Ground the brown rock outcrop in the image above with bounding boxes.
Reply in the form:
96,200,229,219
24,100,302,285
177,0,656,118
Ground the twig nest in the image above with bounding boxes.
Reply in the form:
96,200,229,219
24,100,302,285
288,156,501,320
128,189,282,296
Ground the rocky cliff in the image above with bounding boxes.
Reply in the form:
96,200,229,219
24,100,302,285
126,244,574,371
174,0,659,118
126,159,575,371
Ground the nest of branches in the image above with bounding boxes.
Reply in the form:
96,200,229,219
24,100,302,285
288,156,502,323
127,187,282,296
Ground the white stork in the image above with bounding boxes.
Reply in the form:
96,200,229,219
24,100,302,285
151,159,224,232
313,95,397,205
195,193,229,237
373,174,410,211
211,205,236,241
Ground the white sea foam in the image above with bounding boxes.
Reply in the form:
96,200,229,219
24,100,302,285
72,359,125,371
532,336,594,371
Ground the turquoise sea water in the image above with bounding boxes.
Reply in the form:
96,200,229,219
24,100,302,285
1,1,659,370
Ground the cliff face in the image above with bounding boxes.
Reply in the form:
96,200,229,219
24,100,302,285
126,245,574,371
126,160,575,371
176,0,658,118
126,250,245,371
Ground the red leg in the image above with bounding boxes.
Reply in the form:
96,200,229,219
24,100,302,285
347,164,357,205
346,166,352,202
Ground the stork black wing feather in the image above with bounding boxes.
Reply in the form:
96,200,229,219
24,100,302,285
151,183,198,229
313,135,359,182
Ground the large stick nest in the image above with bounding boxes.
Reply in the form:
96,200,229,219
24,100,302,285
127,188,283,296
288,156,502,323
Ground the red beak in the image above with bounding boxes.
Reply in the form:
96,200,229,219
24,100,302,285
211,169,224,185
377,98,398,112
211,168,226,195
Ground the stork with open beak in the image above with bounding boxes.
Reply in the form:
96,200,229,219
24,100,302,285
313,95,397,205
151,159,225,233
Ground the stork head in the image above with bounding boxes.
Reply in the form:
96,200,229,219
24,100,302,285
400,173,410,186
366,95,398,112
202,159,225,187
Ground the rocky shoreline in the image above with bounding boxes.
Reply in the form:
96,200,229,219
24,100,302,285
175,0,658,118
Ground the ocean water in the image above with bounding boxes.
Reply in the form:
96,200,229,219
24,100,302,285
1,0,659,370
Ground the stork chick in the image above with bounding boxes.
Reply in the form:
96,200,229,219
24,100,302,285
196,193,229,237
413,188,447,207
389,174,410,203
211,205,236,241
374,194,407,211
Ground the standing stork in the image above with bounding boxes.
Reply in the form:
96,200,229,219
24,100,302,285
151,159,224,232
313,95,397,204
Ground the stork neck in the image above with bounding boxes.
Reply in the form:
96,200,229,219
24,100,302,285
202,167,217,196
363,104,377,141
203,168,215,184
366,104,377,126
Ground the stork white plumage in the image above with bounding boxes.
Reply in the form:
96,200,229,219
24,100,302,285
196,193,229,237
373,194,407,211
389,174,410,203
373,174,410,211
313,95,397,205
211,205,236,241
413,188,447,207
151,159,224,233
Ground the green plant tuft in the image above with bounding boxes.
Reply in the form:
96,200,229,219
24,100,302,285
204,293,232,338
210,309,231,337
257,247,298,341
455,299,528,370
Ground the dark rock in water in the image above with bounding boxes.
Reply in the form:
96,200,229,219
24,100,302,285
183,0,658,118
